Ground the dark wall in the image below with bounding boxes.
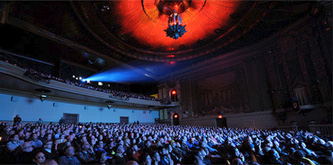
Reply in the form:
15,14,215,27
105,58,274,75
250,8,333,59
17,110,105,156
179,12,332,123
264,16,332,110
183,57,271,115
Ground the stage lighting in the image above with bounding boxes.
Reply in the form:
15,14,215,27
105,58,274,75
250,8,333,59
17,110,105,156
82,79,90,83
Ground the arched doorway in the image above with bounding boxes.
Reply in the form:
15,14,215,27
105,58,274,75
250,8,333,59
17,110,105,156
170,112,179,125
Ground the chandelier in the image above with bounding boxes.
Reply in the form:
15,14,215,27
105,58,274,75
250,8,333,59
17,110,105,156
165,12,187,39
155,0,189,40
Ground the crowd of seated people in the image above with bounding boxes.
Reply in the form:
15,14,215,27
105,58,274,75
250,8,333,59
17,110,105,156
1,59,160,101
0,120,332,165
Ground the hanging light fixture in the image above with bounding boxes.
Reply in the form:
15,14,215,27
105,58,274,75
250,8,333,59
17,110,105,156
165,11,187,39
155,0,189,40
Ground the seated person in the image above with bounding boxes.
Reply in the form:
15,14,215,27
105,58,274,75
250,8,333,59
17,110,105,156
95,140,107,153
6,134,24,152
160,146,174,165
58,146,81,165
267,149,283,164
112,145,128,165
31,133,43,148
78,141,96,163
42,140,59,160
300,141,318,158
152,151,161,165
293,150,317,165
14,140,35,164
95,151,110,165
32,151,46,165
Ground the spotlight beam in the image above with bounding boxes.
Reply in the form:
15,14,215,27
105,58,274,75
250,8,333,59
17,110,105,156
95,65,158,81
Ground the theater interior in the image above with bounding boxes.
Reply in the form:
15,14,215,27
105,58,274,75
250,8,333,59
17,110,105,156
0,1,332,164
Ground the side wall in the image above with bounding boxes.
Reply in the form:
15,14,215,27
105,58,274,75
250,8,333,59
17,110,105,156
0,93,159,123
180,117,216,127
225,111,278,129
180,111,278,129
175,15,332,127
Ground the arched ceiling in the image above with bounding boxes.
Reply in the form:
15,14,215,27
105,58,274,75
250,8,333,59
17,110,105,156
71,0,273,62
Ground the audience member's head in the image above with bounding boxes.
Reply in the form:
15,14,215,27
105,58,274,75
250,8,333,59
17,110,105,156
33,151,46,164
41,159,58,165
64,146,75,157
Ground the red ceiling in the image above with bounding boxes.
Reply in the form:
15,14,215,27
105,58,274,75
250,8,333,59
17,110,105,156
71,1,273,61
114,0,240,50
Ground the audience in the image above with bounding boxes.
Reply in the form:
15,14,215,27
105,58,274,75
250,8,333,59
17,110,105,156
0,121,332,165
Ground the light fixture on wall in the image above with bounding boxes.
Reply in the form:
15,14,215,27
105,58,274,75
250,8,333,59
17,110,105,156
39,95,47,102
148,106,154,113
10,96,18,102
35,89,51,102
105,100,114,110
53,103,58,107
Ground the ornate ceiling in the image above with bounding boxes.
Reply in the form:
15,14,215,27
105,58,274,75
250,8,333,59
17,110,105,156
71,0,273,62
0,1,317,80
